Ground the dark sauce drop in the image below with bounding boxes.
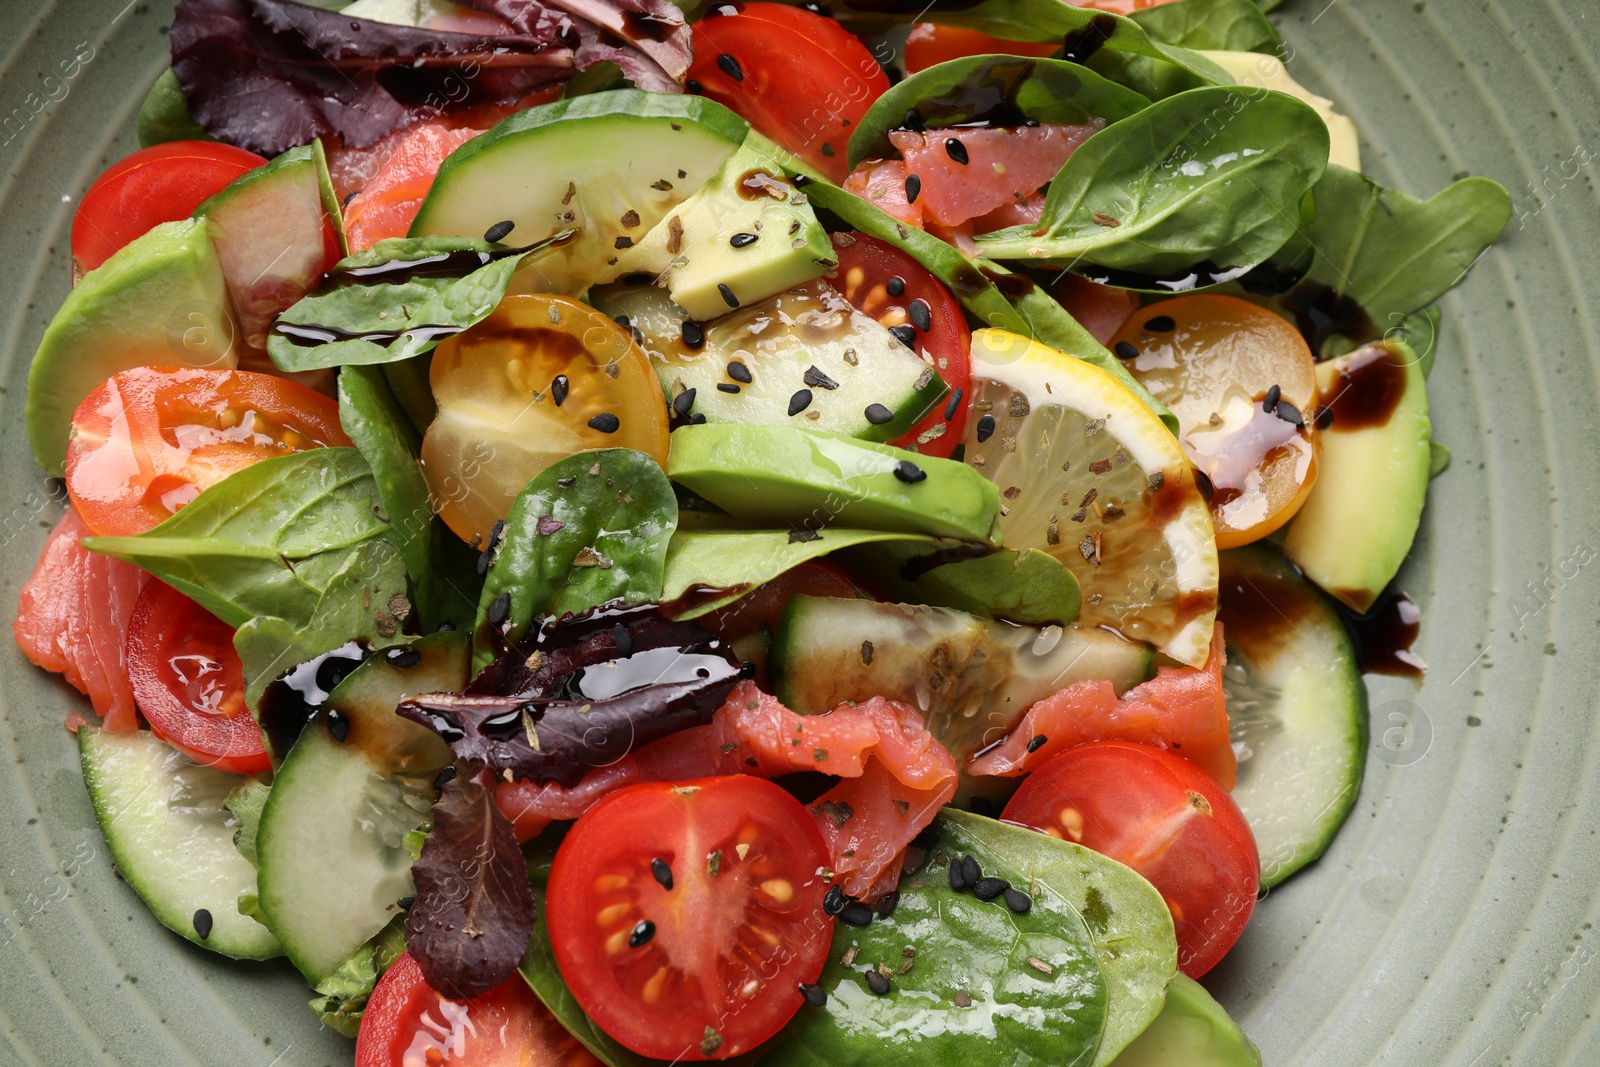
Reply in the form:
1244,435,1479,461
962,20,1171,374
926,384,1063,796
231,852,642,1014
1336,589,1425,680
621,8,679,41
1316,343,1410,431
890,57,1038,134
258,640,370,759
1061,14,1118,64
1282,281,1376,355
978,265,1036,300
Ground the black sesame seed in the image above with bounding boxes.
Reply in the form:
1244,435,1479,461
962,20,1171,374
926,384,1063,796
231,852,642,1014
865,970,891,996
1027,734,1048,753
1144,315,1176,332
1263,383,1281,413
396,895,416,911
690,413,708,424
838,903,874,927
1275,399,1304,427
908,298,932,333
613,314,630,328
727,360,752,383
949,857,969,890
961,855,981,887
1004,888,1033,914
944,138,969,165
193,908,213,940
973,876,1009,901
1315,404,1334,430
820,142,836,158
730,232,759,249
718,283,740,308
910,827,941,850
717,382,741,394
681,321,705,350
874,891,900,919
902,108,925,132
885,275,906,298
904,173,921,204
629,920,656,948
864,403,894,425
889,323,917,347
799,982,828,1006
976,414,996,443
487,591,511,627
551,374,570,406
672,387,697,417
588,412,621,433
326,708,349,743
716,54,744,81
385,646,422,668
1023,117,1041,127
686,78,703,94
823,884,848,915
944,387,964,421
803,365,838,390
788,389,813,416
483,219,515,243
893,460,926,484
1114,341,1140,360
651,858,674,890
433,765,458,790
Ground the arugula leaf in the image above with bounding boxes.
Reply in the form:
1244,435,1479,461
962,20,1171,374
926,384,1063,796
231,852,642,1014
842,544,1081,625
474,450,677,665
85,448,389,629
269,237,550,372
977,86,1329,277
1295,165,1513,325
847,56,1149,169
660,528,935,619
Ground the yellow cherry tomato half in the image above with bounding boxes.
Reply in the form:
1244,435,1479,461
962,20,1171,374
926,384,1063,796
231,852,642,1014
1111,294,1319,549
421,294,670,544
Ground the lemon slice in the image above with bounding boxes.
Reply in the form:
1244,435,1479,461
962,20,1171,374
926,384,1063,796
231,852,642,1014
961,329,1219,667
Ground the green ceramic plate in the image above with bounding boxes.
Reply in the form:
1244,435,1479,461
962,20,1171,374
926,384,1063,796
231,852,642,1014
2,1,1596,1064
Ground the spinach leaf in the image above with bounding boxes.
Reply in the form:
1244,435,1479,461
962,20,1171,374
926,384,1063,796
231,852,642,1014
84,448,389,629
1123,0,1281,53
660,528,936,619
1295,164,1513,325
842,543,1081,624
977,86,1329,277
762,807,1112,1067
474,450,677,666
381,353,438,437
847,56,1149,169
268,235,555,372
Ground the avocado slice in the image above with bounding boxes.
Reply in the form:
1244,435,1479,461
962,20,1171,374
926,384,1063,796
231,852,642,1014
1110,974,1262,1066
1283,339,1430,611
26,217,240,475
666,423,1002,544
606,142,835,320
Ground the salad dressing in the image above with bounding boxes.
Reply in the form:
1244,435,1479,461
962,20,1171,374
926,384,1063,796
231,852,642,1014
1315,342,1410,430
1337,590,1425,680
258,640,371,759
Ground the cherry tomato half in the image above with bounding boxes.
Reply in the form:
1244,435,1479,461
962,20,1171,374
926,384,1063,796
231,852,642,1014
547,776,832,1060
1001,740,1259,978
688,4,889,181
125,580,266,774
829,232,971,457
66,366,350,537
71,141,266,275
903,23,1060,75
356,951,601,1067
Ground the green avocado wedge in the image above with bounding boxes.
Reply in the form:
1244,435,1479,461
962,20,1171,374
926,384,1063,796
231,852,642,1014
1283,339,1431,612
1110,973,1261,1066
409,90,748,295
666,424,1003,545
26,217,240,475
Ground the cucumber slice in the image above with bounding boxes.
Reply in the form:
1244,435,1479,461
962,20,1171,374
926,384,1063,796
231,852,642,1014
257,633,465,984
410,90,747,294
1110,973,1261,1066
1220,544,1367,888
770,595,1154,766
590,280,947,443
78,727,281,960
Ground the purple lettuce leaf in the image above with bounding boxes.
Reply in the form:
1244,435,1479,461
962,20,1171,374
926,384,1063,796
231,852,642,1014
170,0,574,155
406,766,537,999
457,0,691,93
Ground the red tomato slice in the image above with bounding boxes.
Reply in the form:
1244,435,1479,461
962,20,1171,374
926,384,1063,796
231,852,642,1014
687,4,889,181
65,366,351,537
13,507,148,732
829,232,972,457
697,560,868,640
1052,273,1141,345
356,951,601,1067
1001,740,1259,977
888,124,1101,227
968,626,1235,788
903,23,1061,74
546,776,833,1060
71,141,266,275
124,581,266,774
345,125,484,251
